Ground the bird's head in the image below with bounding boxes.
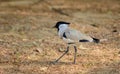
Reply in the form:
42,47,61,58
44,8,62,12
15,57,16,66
53,21,70,29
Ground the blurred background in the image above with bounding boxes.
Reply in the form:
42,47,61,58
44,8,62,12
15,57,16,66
0,0,120,74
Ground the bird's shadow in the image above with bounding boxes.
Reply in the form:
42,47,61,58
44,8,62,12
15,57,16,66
21,60,74,66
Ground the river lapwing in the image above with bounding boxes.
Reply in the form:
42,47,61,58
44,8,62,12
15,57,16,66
53,21,99,64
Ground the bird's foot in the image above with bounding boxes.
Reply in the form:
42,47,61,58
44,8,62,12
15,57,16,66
51,60,58,65
73,61,76,64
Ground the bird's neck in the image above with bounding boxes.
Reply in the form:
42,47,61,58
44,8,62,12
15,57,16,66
58,24,68,38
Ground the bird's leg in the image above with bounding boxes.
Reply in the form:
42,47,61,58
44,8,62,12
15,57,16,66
73,46,77,64
54,46,69,63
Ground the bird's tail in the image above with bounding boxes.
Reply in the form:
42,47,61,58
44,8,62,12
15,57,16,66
92,38,100,43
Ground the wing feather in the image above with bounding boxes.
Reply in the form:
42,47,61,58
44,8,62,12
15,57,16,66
64,28,93,42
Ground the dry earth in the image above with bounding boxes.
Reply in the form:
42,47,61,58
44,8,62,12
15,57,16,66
0,0,120,74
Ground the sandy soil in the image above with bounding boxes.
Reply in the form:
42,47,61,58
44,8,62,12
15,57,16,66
0,0,120,74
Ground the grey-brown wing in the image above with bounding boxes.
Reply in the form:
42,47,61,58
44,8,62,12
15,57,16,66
64,29,93,42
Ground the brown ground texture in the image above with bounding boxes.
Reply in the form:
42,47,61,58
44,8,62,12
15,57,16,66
0,0,120,74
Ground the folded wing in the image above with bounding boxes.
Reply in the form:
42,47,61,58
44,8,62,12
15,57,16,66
63,29,93,42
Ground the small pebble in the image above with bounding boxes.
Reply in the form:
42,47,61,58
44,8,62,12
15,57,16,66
112,30,117,32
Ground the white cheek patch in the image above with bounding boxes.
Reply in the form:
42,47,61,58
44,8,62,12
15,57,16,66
59,24,68,30
58,24,68,38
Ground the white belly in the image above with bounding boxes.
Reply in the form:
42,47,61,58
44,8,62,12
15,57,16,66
62,37,75,43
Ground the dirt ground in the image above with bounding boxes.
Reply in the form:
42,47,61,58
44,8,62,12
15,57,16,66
0,0,120,74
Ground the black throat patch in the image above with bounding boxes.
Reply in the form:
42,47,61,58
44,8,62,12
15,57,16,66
63,32,67,38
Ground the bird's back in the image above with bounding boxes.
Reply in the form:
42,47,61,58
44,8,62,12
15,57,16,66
63,28,93,43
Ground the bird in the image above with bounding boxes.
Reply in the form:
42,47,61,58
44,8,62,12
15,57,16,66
53,21,100,64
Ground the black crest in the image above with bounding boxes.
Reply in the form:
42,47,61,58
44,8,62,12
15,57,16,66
54,21,70,29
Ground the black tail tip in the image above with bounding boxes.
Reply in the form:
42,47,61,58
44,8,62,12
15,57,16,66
93,38,100,43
